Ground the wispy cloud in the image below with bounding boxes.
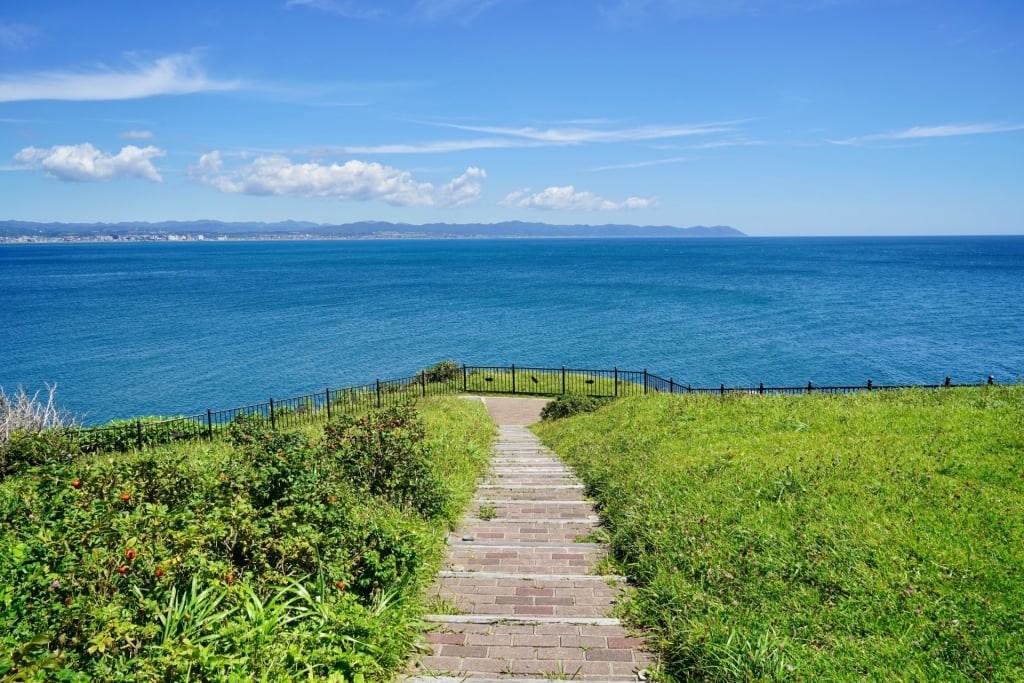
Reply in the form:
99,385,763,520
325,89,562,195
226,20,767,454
0,21,36,50
305,137,545,155
294,121,734,156
414,0,505,21
191,151,486,207
501,185,657,211
590,156,689,171
601,0,849,21
285,0,505,21
0,53,240,103
828,123,1024,146
437,121,739,144
283,0,385,19
14,143,165,182
121,129,155,140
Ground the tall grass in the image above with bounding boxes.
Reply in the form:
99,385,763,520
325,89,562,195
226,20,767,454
533,387,1024,681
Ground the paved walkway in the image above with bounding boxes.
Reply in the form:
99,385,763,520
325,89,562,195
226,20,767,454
406,398,652,682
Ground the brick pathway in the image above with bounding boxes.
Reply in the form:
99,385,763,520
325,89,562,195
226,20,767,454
406,398,653,682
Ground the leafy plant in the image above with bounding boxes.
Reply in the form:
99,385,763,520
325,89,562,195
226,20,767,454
422,360,461,384
540,394,611,420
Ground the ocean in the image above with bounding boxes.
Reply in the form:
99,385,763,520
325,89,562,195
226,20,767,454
2,236,1022,424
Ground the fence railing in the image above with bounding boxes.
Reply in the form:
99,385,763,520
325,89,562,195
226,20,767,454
77,364,999,453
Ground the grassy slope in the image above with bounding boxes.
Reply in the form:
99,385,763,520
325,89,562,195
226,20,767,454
533,387,1024,682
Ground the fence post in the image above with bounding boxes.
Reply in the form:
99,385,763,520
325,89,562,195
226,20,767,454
614,367,619,397
206,409,213,440
806,381,813,394
136,420,143,451
720,383,725,396
944,376,951,388
512,364,516,395
376,380,382,408
759,382,764,395
269,398,276,430
462,364,468,392
326,388,332,421
562,366,567,395
669,378,675,393
644,369,649,395
867,379,873,391
687,384,692,393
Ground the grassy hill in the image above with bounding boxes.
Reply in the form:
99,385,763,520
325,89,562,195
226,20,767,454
533,386,1024,681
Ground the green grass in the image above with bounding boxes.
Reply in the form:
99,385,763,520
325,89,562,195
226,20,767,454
0,395,494,681
464,368,644,397
533,386,1024,682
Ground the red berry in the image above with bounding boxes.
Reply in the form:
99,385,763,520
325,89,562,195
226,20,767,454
117,566,128,575
155,568,164,578
328,495,337,503
125,548,136,562
226,573,235,583
71,479,82,489
120,492,131,502
335,581,346,591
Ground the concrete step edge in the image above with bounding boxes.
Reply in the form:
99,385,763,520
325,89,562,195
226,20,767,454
423,615,622,626
437,570,625,581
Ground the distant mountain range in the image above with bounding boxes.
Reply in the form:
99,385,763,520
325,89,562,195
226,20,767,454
0,219,745,239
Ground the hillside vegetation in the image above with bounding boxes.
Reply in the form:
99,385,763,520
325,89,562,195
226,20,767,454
0,396,494,681
533,387,1024,681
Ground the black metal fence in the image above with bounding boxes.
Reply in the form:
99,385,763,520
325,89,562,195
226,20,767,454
78,364,999,453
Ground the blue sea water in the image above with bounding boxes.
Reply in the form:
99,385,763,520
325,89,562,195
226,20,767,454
2,236,1022,424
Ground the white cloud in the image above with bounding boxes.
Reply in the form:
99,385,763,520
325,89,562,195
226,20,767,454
312,137,544,155
0,53,239,103
121,129,154,140
14,143,165,182
0,21,35,50
590,156,689,171
439,121,738,144
192,151,486,207
285,0,502,21
283,0,384,19
601,0,846,20
439,167,486,207
501,185,657,211
828,123,1024,145
415,0,503,21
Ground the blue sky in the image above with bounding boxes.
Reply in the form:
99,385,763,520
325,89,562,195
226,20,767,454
1,0,1021,236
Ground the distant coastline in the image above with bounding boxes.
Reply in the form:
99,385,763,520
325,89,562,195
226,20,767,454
0,219,745,244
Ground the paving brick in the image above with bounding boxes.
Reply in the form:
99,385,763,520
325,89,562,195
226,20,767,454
405,419,653,683
425,631,465,645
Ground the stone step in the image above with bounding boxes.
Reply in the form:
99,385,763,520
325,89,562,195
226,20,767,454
473,489,588,502
444,544,606,574
469,501,598,519
410,618,652,681
429,573,623,618
454,520,602,544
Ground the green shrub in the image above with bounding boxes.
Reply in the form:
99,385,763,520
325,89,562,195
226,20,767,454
0,428,81,480
540,393,611,420
323,406,446,520
75,416,206,453
422,360,461,384
0,396,492,680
